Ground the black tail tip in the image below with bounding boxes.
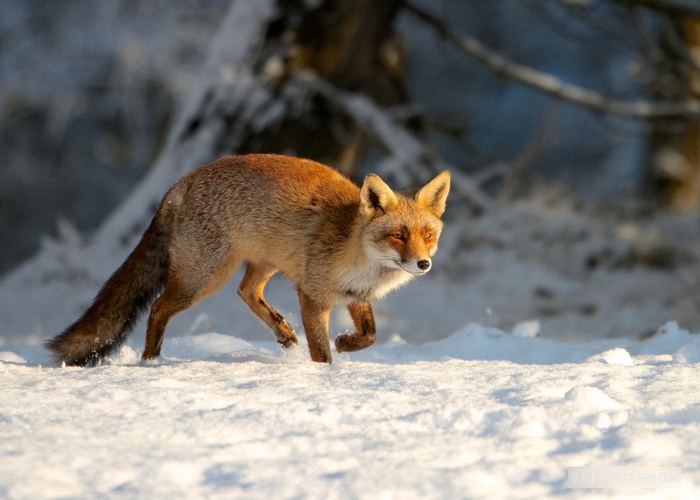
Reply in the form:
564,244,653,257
44,336,103,367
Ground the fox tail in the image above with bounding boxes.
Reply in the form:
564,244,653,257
45,207,172,367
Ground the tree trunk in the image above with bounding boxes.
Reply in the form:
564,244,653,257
645,17,700,211
232,0,406,175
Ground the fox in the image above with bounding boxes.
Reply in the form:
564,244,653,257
46,154,450,366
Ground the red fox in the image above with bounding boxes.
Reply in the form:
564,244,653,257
46,154,450,366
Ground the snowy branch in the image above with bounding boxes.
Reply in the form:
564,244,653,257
97,0,278,246
293,72,493,212
403,2,700,119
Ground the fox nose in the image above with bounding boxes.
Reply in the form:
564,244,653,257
417,259,431,271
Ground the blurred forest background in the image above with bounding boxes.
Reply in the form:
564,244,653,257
1,0,700,340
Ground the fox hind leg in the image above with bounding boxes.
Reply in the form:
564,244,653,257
142,281,195,359
238,263,298,348
143,251,242,360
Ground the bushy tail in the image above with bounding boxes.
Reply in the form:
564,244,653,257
46,209,172,367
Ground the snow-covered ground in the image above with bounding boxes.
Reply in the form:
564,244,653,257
3,1,699,496
2,319,700,498
2,194,700,499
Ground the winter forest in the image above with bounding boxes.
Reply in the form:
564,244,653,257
3,0,700,498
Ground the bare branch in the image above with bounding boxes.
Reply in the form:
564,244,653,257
403,2,700,119
552,0,594,8
610,0,700,18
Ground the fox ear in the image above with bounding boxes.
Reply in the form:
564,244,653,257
416,171,451,217
360,174,398,216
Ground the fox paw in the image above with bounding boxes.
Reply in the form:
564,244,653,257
278,336,298,348
335,333,376,352
335,335,348,353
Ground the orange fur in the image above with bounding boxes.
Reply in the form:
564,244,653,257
46,154,450,365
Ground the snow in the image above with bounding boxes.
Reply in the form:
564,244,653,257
3,1,699,497
2,318,700,498
2,195,700,498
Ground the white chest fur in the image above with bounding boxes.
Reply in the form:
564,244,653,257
334,258,414,303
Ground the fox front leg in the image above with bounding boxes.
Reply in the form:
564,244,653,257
335,302,377,353
238,263,298,348
298,290,332,363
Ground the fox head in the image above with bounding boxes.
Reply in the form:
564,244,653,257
359,171,450,276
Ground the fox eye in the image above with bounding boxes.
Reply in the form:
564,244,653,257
425,232,433,240
389,233,405,241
